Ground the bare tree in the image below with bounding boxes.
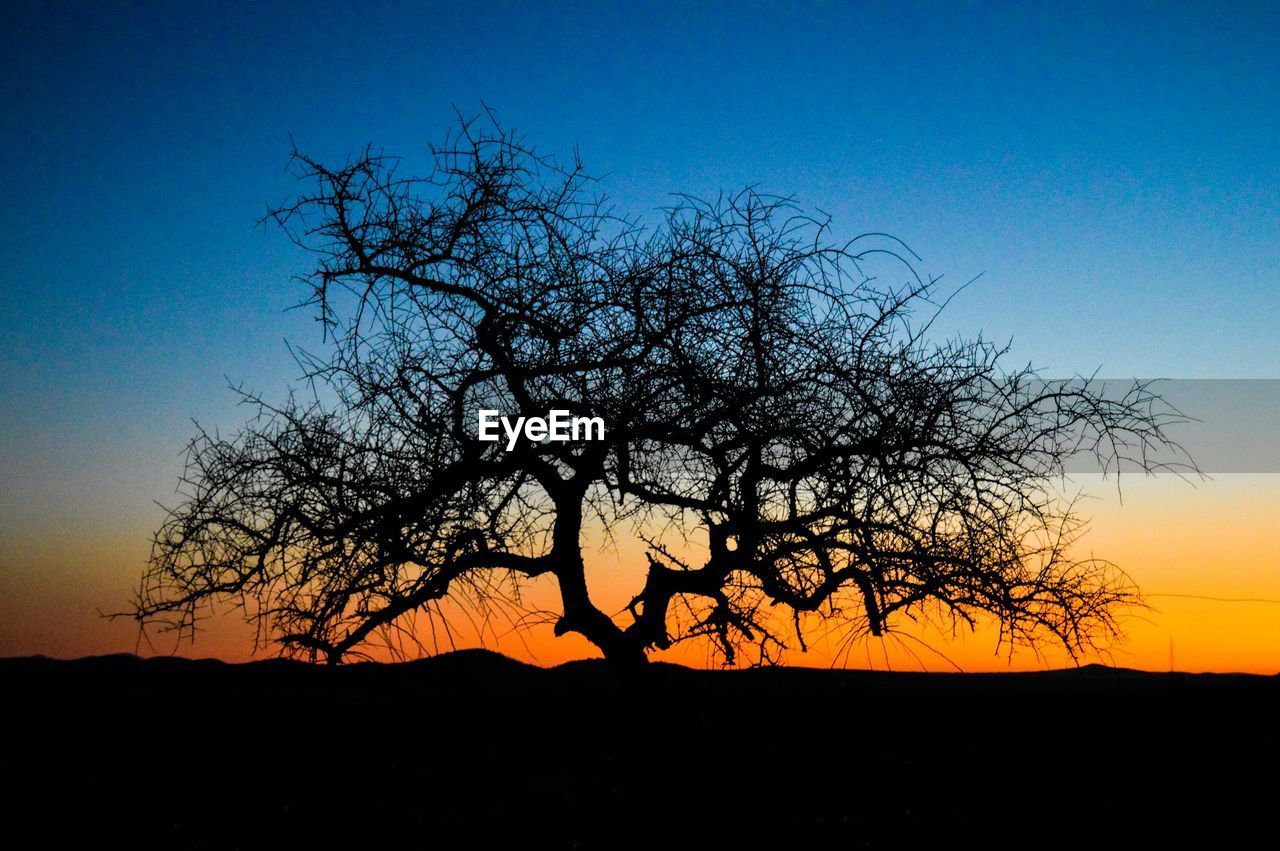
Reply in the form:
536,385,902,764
130,115,1189,671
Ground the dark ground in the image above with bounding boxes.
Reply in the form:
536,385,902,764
3,651,1277,849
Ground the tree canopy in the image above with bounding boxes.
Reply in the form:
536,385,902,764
132,116,1188,670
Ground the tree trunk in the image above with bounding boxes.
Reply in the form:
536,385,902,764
600,636,652,680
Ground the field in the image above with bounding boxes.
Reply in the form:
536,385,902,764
4,652,1277,848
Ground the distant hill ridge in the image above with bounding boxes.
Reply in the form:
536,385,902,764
2,649,1276,684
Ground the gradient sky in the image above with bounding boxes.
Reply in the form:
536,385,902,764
2,1,1278,669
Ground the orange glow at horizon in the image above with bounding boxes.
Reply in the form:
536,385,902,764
2,475,1277,673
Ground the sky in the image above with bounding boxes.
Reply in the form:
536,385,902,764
1,0,1278,670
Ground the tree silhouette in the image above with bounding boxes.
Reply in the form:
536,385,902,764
131,115,1189,671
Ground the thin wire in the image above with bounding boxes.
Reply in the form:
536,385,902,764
1147,593,1280,606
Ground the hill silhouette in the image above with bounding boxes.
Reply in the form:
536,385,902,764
3,652,1276,848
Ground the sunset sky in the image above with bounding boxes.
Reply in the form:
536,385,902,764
2,1,1278,671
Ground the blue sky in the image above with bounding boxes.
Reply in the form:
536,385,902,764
1,1,1278,647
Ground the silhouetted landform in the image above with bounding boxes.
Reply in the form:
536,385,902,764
4,652,1277,848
